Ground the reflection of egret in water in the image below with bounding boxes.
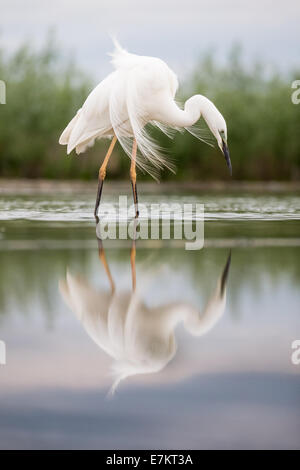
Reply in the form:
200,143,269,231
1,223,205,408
59,235,231,395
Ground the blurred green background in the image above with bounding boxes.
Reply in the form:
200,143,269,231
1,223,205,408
0,38,299,182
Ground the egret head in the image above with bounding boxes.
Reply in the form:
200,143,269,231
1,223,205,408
208,113,232,176
217,127,232,176
194,95,232,175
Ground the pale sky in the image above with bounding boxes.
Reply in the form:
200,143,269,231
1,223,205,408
1,0,299,79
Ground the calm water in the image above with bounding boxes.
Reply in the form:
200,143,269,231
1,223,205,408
0,190,299,449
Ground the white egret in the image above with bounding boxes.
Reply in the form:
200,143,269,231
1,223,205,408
59,40,232,218
59,240,231,395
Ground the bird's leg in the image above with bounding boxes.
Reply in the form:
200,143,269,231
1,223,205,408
97,236,115,294
94,135,117,219
130,139,139,218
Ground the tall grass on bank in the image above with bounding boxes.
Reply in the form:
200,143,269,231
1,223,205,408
0,40,299,180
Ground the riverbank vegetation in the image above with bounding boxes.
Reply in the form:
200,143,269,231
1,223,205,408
0,39,299,181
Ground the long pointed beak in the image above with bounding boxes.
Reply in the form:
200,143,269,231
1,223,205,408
222,139,232,176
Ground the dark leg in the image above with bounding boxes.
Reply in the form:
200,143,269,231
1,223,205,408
94,179,104,220
94,135,117,219
131,180,139,218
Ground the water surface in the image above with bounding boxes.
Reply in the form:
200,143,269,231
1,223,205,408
0,189,299,449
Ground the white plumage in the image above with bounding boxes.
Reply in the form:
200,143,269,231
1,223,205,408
59,39,231,180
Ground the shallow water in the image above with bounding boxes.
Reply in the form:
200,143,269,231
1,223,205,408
0,191,299,221
0,190,299,449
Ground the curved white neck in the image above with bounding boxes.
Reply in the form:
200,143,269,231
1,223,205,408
159,94,217,129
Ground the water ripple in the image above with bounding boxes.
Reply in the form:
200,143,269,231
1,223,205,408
0,194,299,222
